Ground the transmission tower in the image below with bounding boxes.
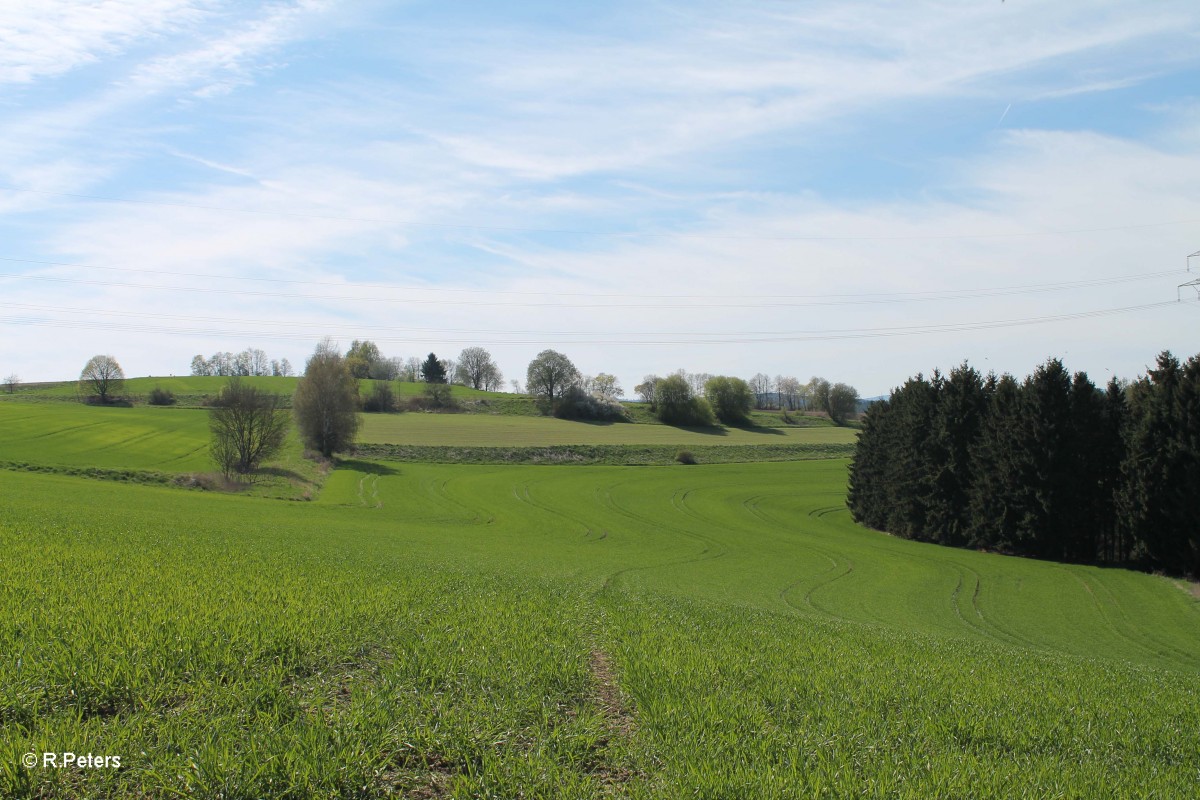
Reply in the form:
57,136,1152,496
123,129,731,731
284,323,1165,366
1179,249,1200,300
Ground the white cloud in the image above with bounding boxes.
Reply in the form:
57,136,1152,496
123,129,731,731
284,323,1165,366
125,0,330,97
0,0,208,85
2,0,1200,388
405,1,1200,180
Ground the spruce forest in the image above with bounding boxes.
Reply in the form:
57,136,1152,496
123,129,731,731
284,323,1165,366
847,350,1200,575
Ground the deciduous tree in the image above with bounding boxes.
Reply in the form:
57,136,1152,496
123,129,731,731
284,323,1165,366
526,350,579,406
293,339,360,457
209,378,289,478
592,373,621,399
635,375,660,407
79,355,125,404
704,376,753,425
654,374,714,426
456,346,502,390
827,382,860,425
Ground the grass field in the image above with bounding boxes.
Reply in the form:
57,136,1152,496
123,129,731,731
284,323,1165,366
358,412,857,447
0,402,324,499
0,403,213,471
3,377,521,415
2,444,1198,797
0,389,1195,796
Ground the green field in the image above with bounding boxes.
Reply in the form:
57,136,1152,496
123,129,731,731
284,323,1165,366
0,403,213,471
4,375,302,403
1,392,1198,797
0,402,323,499
359,412,856,447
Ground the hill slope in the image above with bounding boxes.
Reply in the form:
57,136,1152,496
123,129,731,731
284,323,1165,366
2,457,1197,798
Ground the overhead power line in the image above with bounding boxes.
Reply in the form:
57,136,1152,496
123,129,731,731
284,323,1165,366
0,267,1183,310
2,185,1198,242
0,255,1182,302
0,300,1181,346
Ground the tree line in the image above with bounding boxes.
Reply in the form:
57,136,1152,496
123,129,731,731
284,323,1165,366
190,348,293,378
65,342,860,479
847,351,1200,576
635,371,859,425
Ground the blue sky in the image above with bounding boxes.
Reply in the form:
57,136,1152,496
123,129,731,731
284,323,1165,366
1,0,1198,395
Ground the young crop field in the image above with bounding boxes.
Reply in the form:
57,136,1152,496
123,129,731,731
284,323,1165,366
0,403,213,472
358,412,858,447
2,444,1198,797
5,377,507,407
4,375,302,404
0,402,324,499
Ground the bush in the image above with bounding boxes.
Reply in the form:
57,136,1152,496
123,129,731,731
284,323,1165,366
704,376,753,425
552,385,628,421
422,382,456,409
676,450,697,465
362,381,397,412
148,386,176,406
654,374,715,426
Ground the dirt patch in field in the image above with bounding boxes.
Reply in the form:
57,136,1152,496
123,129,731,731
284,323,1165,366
376,751,456,798
589,650,633,736
587,648,637,786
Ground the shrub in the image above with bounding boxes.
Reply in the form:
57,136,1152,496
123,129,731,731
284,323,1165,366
422,382,456,409
676,450,697,465
704,376,753,425
654,374,715,426
148,386,176,406
552,385,628,421
362,381,397,413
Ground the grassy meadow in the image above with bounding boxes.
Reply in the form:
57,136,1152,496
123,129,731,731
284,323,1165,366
1,378,1198,798
357,412,857,447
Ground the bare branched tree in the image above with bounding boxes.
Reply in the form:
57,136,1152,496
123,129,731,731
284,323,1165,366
209,378,290,479
456,346,502,390
78,355,125,404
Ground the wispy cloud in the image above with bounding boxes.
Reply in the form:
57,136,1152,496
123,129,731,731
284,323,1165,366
1,0,1199,388
0,0,205,85
125,0,331,97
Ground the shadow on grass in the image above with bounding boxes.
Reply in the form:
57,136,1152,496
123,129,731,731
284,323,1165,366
673,425,729,437
725,423,787,436
255,465,313,482
335,459,401,476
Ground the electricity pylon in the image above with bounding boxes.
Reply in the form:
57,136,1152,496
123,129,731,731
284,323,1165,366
1179,250,1200,300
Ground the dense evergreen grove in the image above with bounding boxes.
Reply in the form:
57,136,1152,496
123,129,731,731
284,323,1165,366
847,351,1200,576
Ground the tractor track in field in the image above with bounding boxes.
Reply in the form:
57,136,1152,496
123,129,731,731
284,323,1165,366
745,496,1042,647
412,475,492,524
594,480,731,594
510,478,597,538
356,474,382,507
24,420,108,439
1065,566,1199,664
